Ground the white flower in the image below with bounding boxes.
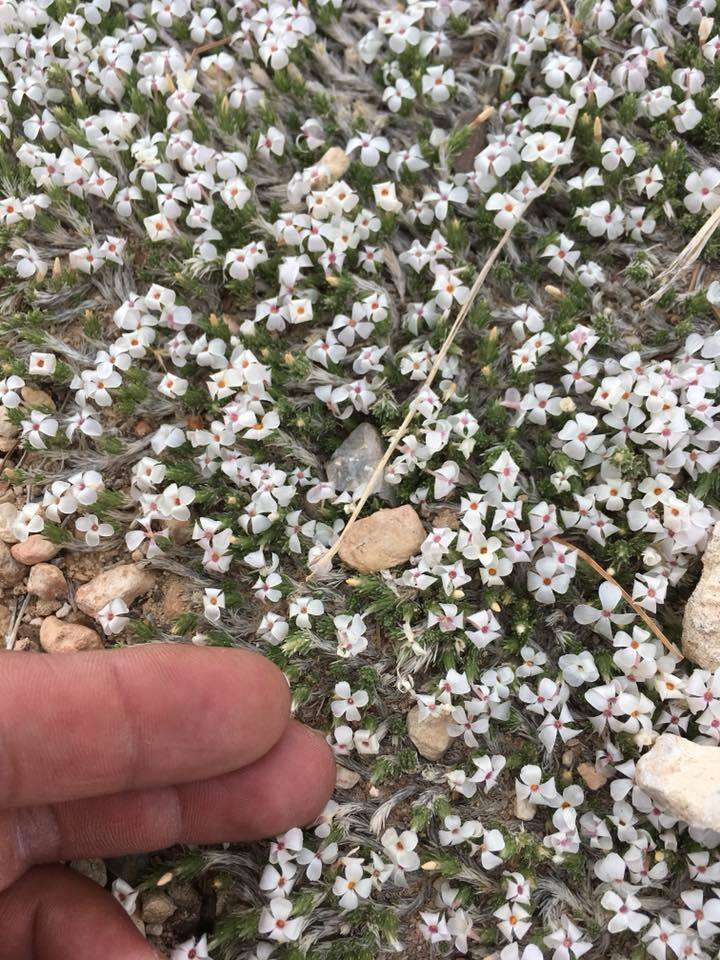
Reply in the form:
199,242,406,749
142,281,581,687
373,181,402,213
332,859,372,910
574,582,634,639
203,587,225,623
98,597,129,635
0,376,25,408
22,410,58,449
289,596,324,628
558,651,599,686
544,916,592,960
346,133,389,167
422,65,454,102
601,136,635,171
331,681,369,722
487,192,523,230
381,828,420,872
258,897,302,942
171,935,212,960
420,911,451,943
542,234,579,275
75,514,114,546
557,413,602,460
583,200,625,239
601,890,648,933
674,97,702,132
635,165,663,199
684,167,720,213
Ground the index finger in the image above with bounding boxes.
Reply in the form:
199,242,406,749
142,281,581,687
0,644,290,807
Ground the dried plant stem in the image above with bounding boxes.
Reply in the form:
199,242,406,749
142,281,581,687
552,536,683,661
470,105,495,127
645,202,720,304
185,34,233,67
308,118,579,580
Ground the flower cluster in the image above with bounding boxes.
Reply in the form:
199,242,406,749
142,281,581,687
5,0,720,955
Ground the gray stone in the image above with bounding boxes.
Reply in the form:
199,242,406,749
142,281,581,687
327,423,392,501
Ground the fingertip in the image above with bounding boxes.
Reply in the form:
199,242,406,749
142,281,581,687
0,865,157,960
231,647,292,753
156,644,292,767
296,723,337,822
242,720,337,836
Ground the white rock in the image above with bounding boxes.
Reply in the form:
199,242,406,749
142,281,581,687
635,733,720,831
683,523,720,669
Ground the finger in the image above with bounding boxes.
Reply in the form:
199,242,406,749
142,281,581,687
0,644,290,808
4,722,335,888
0,865,158,960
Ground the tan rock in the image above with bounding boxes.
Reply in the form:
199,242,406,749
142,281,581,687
335,765,361,790
308,147,350,190
338,505,425,573
162,577,191,620
165,517,192,546
432,508,459,530
0,408,18,453
0,540,26,587
141,891,176,925
0,603,11,637
0,502,19,543
14,636,39,652
40,616,103,653
407,706,451,761
635,733,720,831
21,385,55,409
577,762,607,791
27,563,67,600
71,858,108,886
683,524,720,669
75,563,155,618
35,598,63,617
11,535,61,565
515,795,536,821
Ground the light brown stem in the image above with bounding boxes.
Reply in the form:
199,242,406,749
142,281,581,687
552,536,683,661
185,35,233,67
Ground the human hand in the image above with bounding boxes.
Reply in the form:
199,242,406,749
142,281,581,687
0,644,335,960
